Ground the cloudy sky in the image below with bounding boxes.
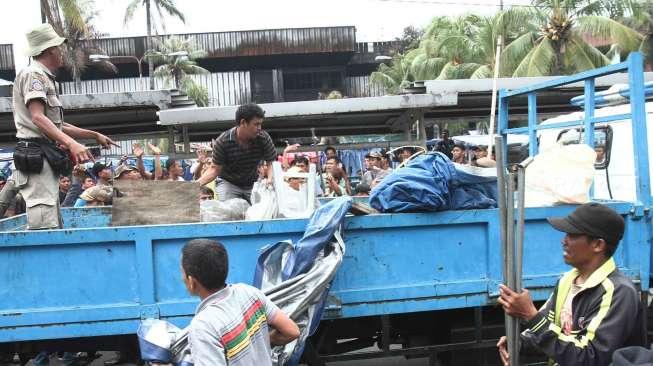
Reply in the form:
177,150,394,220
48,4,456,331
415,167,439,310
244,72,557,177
3,0,531,69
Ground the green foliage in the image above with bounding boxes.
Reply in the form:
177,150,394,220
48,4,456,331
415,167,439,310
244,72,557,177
123,0,186,33
41,0,116,88
149,36,209,89
182,78,209,107
371,0,646,93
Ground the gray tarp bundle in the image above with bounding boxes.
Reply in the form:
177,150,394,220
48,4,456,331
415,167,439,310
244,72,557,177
159,196,352,366
254,196,352,365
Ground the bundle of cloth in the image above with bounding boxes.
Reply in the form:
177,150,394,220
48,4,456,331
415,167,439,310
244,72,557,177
369,152,497,212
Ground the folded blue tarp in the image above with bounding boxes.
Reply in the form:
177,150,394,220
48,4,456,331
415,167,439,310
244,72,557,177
369,152,497,212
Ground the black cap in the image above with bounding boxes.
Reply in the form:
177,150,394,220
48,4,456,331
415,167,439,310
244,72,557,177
91,162,108,176
547,203,625,244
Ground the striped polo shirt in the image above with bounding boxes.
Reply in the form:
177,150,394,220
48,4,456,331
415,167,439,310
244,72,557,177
212,127,277,188
189,283,279,366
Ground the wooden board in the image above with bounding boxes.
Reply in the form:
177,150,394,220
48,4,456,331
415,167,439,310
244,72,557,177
111,180,200,226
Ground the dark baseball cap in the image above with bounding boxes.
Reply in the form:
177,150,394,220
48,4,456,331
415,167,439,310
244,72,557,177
547,202,625,244
91,162,109,176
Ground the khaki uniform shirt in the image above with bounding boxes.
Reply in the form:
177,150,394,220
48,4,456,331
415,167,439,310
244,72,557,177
11,60,64,229
12,60,63,139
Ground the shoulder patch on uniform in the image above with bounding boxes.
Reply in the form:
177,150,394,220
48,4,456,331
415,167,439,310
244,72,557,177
30,78,44,92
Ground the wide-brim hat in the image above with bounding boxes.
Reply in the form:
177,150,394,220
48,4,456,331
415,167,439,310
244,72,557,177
114,164,137,179
25,24,67,57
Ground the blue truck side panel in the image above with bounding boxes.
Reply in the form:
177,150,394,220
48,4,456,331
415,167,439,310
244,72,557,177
0,201,646,342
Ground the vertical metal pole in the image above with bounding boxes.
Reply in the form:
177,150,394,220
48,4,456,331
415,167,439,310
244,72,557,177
498,90,510,167
527,93,538,157
515,166,527,293
584,79,596,198
627,52,651,208
495,136,508,281
417,110,427,150
506,171,519,366
182,125,190,155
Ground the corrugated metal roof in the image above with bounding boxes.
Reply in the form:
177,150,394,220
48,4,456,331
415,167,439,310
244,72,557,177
87,26,356,60
0,44,14,70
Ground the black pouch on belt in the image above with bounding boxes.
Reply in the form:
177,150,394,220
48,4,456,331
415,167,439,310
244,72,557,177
40,141,72,176
13,140,44,174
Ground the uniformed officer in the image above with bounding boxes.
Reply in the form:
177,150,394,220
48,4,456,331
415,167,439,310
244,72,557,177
13,24,117,230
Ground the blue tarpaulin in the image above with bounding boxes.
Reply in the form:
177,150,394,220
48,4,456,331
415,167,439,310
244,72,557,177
369,152,497,212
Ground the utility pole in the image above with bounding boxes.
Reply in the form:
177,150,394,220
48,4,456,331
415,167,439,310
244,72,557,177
499,0,503,10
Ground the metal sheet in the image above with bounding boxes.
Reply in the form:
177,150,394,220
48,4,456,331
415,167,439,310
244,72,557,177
59,72,250,107
90,26,356,60
0,44,14,71
158,93,458,126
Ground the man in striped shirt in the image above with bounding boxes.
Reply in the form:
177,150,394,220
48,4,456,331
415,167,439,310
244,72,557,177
197,103,277,202
182,239,300,366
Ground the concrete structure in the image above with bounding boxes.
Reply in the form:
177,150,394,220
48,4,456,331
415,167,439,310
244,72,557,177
0,27,395,104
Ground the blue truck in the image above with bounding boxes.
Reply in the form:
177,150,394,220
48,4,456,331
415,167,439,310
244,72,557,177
0,53,651,365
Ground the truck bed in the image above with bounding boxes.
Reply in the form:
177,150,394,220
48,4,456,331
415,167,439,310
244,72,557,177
0,201,646,343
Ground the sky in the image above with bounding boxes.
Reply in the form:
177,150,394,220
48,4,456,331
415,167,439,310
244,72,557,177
2,0,532,70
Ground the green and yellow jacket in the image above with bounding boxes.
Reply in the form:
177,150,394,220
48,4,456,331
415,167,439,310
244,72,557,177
521,257,646,366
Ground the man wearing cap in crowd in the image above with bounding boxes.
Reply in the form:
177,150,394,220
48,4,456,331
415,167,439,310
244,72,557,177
92,162,113,186
114,164,142,181
496,203,646,366
12,24,117,230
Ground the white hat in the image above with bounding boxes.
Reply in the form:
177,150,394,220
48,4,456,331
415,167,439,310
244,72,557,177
25,24,67,57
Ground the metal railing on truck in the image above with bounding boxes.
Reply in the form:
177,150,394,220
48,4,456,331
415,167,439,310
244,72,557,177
497,51,651,292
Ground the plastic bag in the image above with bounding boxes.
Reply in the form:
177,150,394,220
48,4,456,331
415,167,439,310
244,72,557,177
200,198,250,222
137,319,193,366
246,182,278,220
525,144,596,207
137,319,181,364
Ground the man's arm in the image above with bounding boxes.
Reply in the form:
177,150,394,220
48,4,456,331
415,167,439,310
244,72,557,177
148,143,163,180
27,102,92,163
268,310,300,346
62,122,119,149
132,143,153,180
197,164,221,186
281,143,300,170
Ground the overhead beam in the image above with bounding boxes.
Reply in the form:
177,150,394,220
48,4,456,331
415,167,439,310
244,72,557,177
158,93,458,126
0,90,171,114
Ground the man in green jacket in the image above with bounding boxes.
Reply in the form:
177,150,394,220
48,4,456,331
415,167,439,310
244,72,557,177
497,202,646,366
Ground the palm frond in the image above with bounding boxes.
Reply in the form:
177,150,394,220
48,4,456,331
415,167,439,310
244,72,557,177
410,53,447,81
564,34,610,72
528,37,557,76
123,0,141,25
437,62,483,79
181,77,209,107
576,15,643,52
156,0,186,23
181,63,210,75
59,0,87,32
470,64,493,79
500,32,537,76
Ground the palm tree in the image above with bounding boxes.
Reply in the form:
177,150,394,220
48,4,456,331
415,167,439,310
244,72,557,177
148,36,209,105
370,51,417,94
41,0,116,92
508,0,642,77
619,0,653,67
396,10,534,83
123,0,186,90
